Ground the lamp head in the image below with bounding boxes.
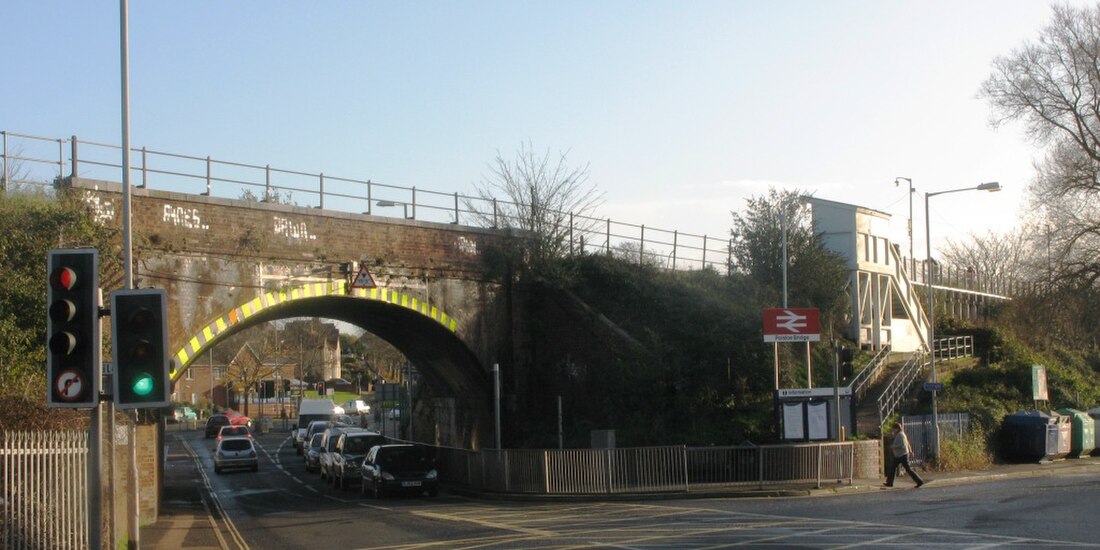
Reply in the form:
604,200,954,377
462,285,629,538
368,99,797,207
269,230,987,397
375,200,397,207
977,181,1001,192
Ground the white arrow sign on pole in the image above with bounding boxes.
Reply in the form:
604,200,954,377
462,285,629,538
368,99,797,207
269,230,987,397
776,310,807,332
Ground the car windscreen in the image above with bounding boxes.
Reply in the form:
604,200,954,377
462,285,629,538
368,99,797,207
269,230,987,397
298,414,335,428
309,434,324,447
343,435,384,454
221,439,252,452
379,447,432,469
326,434,342,451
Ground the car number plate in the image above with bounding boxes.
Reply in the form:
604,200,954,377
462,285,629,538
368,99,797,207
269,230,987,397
401,481,422,487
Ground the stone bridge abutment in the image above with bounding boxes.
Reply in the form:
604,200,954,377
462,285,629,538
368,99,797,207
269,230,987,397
66,177,507,448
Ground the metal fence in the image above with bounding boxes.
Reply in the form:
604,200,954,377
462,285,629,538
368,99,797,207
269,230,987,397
436,441,853,495
0,431,89,550
902,413,971,466
1,130,733,273
934,336,973,361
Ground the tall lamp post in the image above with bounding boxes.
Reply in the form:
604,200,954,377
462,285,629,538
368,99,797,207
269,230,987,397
895,177,915,275
924,181,1001,458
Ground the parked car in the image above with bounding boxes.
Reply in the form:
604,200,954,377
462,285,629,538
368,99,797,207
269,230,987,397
360,444,439,498
331,431,385,489
342,399,371,415
204,414,231,438
170,406,197,423
318,427,351,481
214,437,258,474
217,425,252,441
304,433,325,473
301,420,331,456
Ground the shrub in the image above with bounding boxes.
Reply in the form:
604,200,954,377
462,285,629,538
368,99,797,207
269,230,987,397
932,426,993,471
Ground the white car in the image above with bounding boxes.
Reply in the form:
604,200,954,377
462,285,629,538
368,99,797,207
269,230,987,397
214,436,258,474
343,399,371,414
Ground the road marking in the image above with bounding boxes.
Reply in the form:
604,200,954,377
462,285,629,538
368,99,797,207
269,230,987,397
178,436,250,550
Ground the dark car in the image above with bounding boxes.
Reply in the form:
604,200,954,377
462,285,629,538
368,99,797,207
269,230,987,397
204,414,231,438
360,444,439,498
331,431,385,489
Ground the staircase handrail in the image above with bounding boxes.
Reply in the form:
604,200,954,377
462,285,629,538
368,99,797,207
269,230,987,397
885,243,931,350
848,345,892,403
876,350,929,429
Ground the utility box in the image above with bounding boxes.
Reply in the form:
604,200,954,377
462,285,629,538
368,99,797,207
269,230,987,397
1001,410,1068,463
1056,408,1095,457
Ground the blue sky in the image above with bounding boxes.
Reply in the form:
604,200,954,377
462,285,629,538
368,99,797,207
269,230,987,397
3,1,1080,257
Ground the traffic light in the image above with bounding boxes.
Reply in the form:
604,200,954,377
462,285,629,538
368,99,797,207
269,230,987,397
112,289,170,408
46,249,101,408
840,347,854,382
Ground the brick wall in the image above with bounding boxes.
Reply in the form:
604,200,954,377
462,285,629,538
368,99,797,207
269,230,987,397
852,439,882,480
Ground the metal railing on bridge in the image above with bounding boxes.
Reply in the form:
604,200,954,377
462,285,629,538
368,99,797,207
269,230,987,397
2,130,733,273
848,345,892,404
436,441,853,495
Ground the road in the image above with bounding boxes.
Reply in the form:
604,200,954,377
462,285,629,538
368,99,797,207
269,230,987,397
180,429,1100,549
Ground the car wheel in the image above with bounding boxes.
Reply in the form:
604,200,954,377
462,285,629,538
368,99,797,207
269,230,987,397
428,488,438,497
320,468,326,481
252,464,259,473
373,483,383,499
215,466,222,474
361,480,367,496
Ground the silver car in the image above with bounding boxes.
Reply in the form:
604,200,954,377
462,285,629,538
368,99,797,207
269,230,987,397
304,433,324,473
318,427,348,481
214,436,258,474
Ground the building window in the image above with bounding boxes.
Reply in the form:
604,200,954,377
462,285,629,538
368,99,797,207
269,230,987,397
214,367,225,380
191,393,197,404
186,369,193,380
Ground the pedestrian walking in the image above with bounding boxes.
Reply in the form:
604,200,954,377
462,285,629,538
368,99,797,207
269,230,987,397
884,422,924,488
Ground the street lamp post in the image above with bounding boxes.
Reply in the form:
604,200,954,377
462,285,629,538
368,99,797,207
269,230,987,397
895,177,915,275
924,181,1001,459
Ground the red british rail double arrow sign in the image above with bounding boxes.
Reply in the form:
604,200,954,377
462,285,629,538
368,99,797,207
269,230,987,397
763,308,821,342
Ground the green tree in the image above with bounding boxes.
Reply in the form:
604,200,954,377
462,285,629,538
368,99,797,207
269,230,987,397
0,188,121,399
728,188,848,321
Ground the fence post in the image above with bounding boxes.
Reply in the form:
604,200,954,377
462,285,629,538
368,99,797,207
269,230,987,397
639,224,645,265
493,198,498,228
71,135,79,179
58,138,65,180
672,230,678,270
682,446,690,492
453,192,459,225
139,146,147,188
264,164,270,200
202,157,212,196
544,450,551,494
318,173,325,210
569,212,575,256
606,449,614,494
758,446,764,490
816,444,823,489
606,219,611,256
702,234,707,269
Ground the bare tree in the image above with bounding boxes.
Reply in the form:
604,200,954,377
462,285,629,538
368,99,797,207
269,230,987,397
466,142,603,272
980,3,1100,284
941,229,1032,282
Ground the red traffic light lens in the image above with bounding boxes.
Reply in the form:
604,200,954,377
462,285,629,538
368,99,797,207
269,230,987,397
50,267,78,291
127,308,155,331
131,340,155,362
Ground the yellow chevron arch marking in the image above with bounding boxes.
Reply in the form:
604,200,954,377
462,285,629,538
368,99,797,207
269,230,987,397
171,281,459,381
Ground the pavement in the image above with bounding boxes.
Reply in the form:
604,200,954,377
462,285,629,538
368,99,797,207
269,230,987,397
141,431,1100,549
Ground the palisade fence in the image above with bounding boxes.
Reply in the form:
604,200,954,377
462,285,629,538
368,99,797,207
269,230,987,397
902,413,971,467
435,441,854,495
0,431,88,550
1,131,733,273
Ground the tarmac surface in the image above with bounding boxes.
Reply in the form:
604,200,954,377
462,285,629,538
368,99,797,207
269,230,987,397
142,431,1100,549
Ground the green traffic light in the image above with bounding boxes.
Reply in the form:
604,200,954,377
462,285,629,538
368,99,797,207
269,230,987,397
132,374,154,396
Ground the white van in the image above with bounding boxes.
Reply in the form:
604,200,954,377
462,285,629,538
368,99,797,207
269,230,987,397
293,399,338,453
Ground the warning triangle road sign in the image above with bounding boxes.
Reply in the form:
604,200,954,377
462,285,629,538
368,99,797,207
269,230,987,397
351,265,377,289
